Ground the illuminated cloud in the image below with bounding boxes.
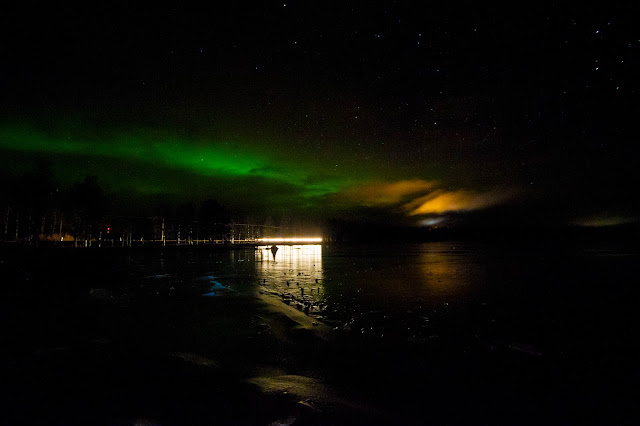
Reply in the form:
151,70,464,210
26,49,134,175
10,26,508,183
572,214,637,227
407,189,510,215
336,179,437,206
326,178,513,219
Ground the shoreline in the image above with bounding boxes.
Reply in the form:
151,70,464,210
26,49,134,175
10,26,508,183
0,241,323,250
256,289,334,342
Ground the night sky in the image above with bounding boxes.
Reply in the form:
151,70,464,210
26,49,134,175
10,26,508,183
1,3,638,228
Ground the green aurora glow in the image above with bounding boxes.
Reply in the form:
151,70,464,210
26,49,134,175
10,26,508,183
0,124,385,214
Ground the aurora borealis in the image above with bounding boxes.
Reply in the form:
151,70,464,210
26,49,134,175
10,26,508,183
0,122,512,224
1,3,638,228
0,123,347,199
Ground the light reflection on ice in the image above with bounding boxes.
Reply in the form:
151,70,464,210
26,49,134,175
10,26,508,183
256,244,324,315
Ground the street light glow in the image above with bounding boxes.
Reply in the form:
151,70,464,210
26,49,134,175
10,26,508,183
257,237,322,243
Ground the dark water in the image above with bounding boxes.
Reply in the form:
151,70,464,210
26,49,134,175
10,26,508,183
240,242,637,423
238,242,637,359
1,241,637,423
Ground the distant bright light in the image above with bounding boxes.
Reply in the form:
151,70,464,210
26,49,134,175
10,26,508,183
258,237,322,243
420,217,444,226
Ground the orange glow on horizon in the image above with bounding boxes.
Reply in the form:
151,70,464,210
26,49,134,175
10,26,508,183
336,179,437,206
408,189,512,215
409,190,477,214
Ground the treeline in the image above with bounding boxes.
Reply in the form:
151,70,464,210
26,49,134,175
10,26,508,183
0,163,235,246
0,163,107,244
1,163,320,247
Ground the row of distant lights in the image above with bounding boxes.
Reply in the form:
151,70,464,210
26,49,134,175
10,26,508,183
258,237,322,243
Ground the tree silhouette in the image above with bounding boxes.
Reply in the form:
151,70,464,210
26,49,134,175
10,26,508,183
65,176,108,246
198,199,230,241
6,161,59,242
